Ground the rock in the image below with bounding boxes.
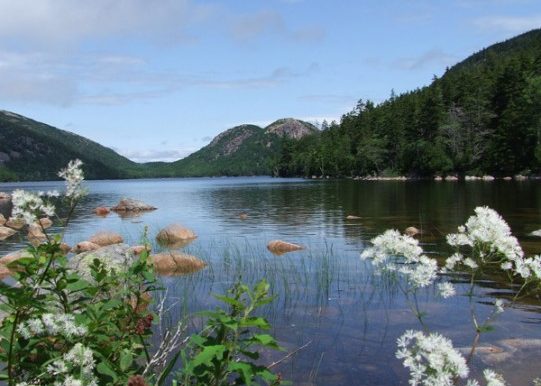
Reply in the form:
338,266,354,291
239,212,248,220
346,215,361,220
267,240,304,255
111,198,156,212
156,224,197,246
515,174,528,181
60,243,71,254
445,175,458,181
0,250,33,272
0,264,11,279
69,244,137,279
0,213,5,226
27,224,47,246
482,175,495,181
434,176,443,181
150,252,207,276
38,217,53,229
6,217,25,230
71,241,101,254
89,231,124,247
0,192,10,201
0,226,17,241
530,230,541,237
503,176,512,181
128,245,151,256
94,207,110,216
404,226,421,237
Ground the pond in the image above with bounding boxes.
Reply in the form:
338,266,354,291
1,177,541,385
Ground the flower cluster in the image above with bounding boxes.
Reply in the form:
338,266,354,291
11,189,56,225
445,206,541,283
17,313,87,340
48,343,98,386
361,230,444,290
396,330,469,386
466,369,507,386
58,159,85,200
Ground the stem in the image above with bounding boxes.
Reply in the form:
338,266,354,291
466,332,481,364
7,311,21,386
139,334,151,363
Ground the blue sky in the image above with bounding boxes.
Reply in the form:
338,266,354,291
0,0,540,162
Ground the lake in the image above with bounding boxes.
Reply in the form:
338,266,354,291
1,177,541,385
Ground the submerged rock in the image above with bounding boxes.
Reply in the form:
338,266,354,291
404,226,421,237
89,231,124,247
94,207,110,216
0,226,17,241
267,240,304,255
156,224,197,246
150,252,207,276
530,229,541,237
111,198,156,212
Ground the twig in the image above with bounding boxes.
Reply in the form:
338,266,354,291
267,340,312,369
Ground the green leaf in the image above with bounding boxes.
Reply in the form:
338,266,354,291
228,361,254,386
214,294,244,308
157,350,181,386
190,345,226,368
97,361,118,381
119,349,133,371
251,334,280,349
66,279,89,292
102,299,123,310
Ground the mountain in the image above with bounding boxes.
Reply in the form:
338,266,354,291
0,110,146,181
152,119,318,177
277,28,541,177
0,111,317,181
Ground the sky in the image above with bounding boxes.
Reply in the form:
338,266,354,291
0,0,540,162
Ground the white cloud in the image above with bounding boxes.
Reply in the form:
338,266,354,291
0,0,215,48
393,49,458,70
473,15,541,32
118,147,197,163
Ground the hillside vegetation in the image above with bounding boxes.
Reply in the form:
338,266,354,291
276,29,541,177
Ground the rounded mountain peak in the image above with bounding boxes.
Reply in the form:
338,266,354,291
264,118,318,140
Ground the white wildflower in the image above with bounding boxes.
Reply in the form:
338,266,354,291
396,330,469,385
18,313,86,339
46,190,60,197
500,261,513,271
445,253,464,271
463,258,479,269
483,369,506,386
438,282,456,298
361,230,439,288
11,189,56,224
58,159,85,200
47,359,68,375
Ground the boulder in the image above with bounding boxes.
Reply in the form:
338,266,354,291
94,207,110,216
60,243,72,254
156,224,197,246
128,245,151,256
89,231,124,247
434,176,443,181
0,226,17,241
0,250,33,265
346,215,361,220
404,226,421,237
267,240,304,255
0,213,5,226
69,243,137,279
38,217,53,229
6,217,25,230
482,175,495,181
111,198,156,212
150,252,207,276
27,224,47,246
71,241,101,254
445,176,458,181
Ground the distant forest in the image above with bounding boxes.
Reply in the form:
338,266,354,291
274,29,541,178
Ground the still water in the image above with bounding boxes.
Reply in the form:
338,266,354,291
1,177,541,385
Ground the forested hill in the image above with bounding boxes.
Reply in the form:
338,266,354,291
276,28,541,178
0,111,146,181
